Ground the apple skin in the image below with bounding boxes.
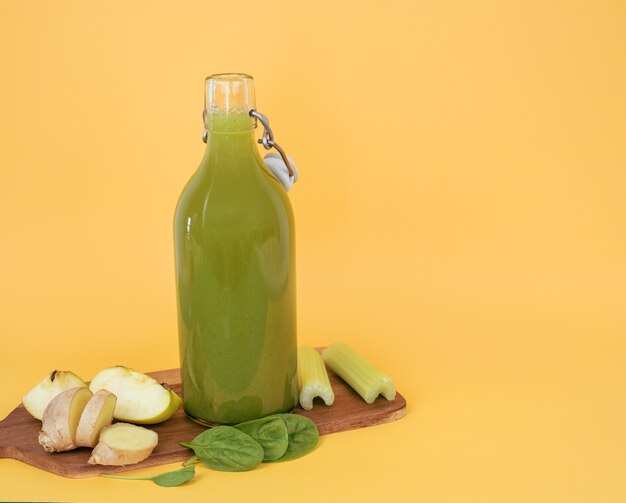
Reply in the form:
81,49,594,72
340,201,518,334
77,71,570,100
123,389,182,425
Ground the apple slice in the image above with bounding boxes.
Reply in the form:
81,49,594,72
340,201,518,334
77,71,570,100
22,370,88,420
89,366,181,424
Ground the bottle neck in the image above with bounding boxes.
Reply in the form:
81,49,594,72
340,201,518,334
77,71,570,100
201,74,259,173
201,112,259,172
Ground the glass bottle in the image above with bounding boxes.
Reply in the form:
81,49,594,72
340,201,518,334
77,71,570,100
174,73,298,425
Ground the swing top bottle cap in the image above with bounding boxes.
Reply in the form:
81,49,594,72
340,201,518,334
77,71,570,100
204,73,256,131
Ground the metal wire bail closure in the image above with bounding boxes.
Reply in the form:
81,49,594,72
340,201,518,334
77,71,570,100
249,110,296,178
201,109,296,179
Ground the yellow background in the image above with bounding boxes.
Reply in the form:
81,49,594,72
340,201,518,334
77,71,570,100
1,0,625,501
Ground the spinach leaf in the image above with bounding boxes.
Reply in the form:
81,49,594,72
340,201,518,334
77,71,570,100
180,426,264,472
234,416,289,461
99,466,195,487
268,414,319,462
151,466,196,487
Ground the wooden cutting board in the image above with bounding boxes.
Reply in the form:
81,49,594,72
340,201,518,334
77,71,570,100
0,365,406,478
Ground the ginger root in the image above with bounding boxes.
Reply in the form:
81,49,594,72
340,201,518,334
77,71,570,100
38,387,93,452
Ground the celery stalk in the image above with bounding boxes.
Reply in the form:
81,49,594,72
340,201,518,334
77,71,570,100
322,342,396,404
297,346,335,410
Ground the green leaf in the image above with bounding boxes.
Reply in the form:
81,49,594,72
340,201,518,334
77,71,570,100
151,466,196,487
267,414,319,462
180,426,264,472
234,416,289,461
99,466,195,487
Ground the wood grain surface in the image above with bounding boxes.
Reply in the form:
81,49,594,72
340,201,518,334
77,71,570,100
0,365,406,478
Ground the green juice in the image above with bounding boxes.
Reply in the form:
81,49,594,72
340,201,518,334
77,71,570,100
174,110,297,425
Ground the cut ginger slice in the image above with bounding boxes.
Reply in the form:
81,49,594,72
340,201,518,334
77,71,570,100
89,423,158,466
75,390,117,448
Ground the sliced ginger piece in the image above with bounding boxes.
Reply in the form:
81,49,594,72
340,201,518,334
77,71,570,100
38,386,93,452
75,390,117,448
89,423,158,466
